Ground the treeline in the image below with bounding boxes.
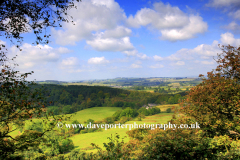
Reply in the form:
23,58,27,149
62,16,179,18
30,84,186,115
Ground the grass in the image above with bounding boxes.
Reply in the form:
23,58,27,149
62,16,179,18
65,107,121,123
9,106,175,154
70,109,174,153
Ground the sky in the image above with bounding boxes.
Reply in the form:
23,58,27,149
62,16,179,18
2,0,240,81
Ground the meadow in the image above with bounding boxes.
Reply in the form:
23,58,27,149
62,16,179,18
9,104,177,156
67,105,175,153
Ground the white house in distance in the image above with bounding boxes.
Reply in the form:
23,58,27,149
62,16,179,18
142,103,158,110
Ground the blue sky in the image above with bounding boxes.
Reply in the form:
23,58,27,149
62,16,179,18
2,0,240,81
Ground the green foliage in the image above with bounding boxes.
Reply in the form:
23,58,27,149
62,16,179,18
126,128,149,141
137,113,145,121
91,133,130,160
25,121,43,133
119,116,130,124
71,120,83,134
130,129,215,159
58,138,75,154
86,119,95,125
0,49,54,158
120,107,138,119
103,117,114,124
179,46,240,139
209,135,240,159
166,108,172,113
47,106,59,115
62,105,72,114
123,102,137,109
112,110,122,121
112,101,124,107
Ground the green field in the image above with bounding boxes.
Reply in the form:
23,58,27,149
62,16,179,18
65,107,121,123
10,106,174,154
67,106,174,153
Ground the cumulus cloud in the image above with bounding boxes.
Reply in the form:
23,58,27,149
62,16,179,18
52,0,127,45
175,61,185,65
192,40,220,57
130,64,142,68
153,55,164,61
162,40,220,62
150,32,240,72
166,54,182,61
223,22,240,34
206,0,240,19
220,32,240,46
123,50,138,56
137,53,149,60
102,26,132,39
61,57,79,66
127,2,208,41
206,0,240,7
88,57,110,65
127,2,189,28
86,36,134,52
9,43,69,69
160,16,208,41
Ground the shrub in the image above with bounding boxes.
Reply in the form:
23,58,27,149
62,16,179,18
129,128,215,160
58,138,75,154
166,108,171,113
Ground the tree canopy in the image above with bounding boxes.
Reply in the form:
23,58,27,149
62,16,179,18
179,45,240,139
0,0,81,159
0,0,81,45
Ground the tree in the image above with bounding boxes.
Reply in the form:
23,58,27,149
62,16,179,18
166,108,171,113
1,0,81,45
179,45,240,139
0,0,82,158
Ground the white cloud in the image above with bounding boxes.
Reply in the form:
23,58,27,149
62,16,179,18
150,32,240,72
149,64,164,68
153,55,164,61
86,36,134,52
61,57,79,66
102,26,132,39
88,57,110,64
192,40,220,57
175,61,185,65
229,10,240,20
206,0,240,7
123,50,138,56
160,15,208,41
130,64,142,68
127,2,189,29
0,40,6,45
220,32,240,46
127,2,207,41
52,0,127,45
137,53,149,60
166,54,181,61
56,47,72,54
9,43,68,69
223,22,240,33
